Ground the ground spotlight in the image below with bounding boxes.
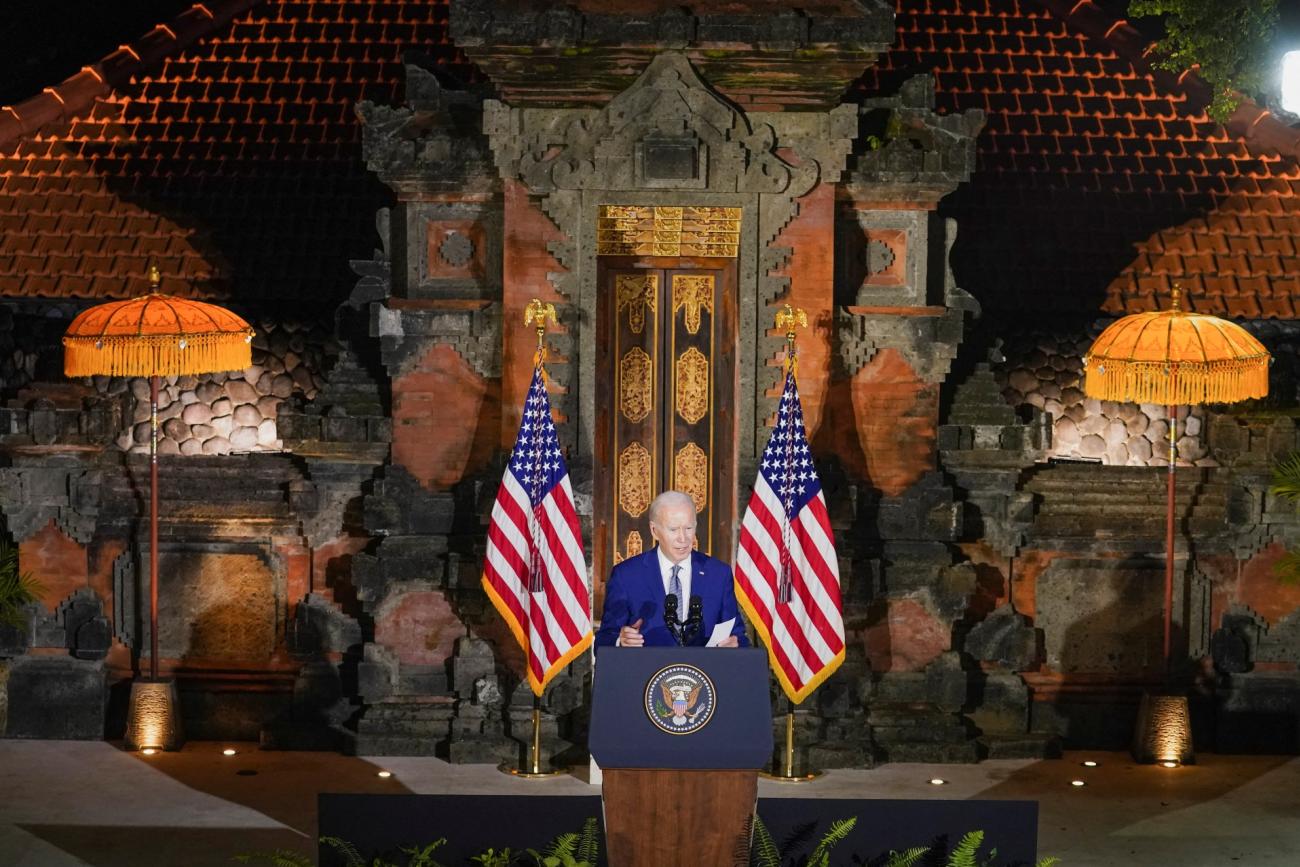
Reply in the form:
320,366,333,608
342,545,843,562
1070,779,1086,787
223,748,237,756
928,778,946,786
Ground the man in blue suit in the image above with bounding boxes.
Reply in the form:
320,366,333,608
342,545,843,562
595,490,748,649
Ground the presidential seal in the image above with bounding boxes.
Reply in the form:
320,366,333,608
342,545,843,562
645,664,716,735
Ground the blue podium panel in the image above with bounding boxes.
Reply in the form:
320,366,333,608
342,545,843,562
590,646,772,769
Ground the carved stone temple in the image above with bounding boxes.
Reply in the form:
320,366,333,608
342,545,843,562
1,0,1299,765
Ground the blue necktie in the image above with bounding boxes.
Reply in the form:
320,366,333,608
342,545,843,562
669,564,682,622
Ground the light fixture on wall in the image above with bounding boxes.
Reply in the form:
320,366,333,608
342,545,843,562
1282,51,1300,115
124,679,183,752
1131,693,1194,767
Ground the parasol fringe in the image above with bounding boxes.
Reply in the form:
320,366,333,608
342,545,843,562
1083,356,1270,405
63,331,253,378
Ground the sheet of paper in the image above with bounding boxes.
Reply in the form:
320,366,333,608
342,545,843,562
706,617,736,647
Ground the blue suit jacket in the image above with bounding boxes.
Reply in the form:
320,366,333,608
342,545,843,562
595,548,748,648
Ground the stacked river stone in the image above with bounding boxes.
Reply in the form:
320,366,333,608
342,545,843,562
995,328,1213,467
108,319,332,455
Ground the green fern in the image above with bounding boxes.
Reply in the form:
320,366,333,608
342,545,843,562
469,849,512,867
399,839,447,867
320,836,372,867
1271,452,1300,502
1036,858,1061,867
231,851,313,867
575,817,600,865
749,814,780,867
884,846,930,867
807,817,857,867
1268,452,1300,584
546,832,577,859
0,541,42,630
947,830,985,867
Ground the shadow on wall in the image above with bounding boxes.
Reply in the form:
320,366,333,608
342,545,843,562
1037,554,1171,748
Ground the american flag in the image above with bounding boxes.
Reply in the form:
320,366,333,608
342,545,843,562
734,367,845,704
482,364,593,696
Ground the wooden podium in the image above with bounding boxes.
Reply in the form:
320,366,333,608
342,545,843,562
590,647,773,866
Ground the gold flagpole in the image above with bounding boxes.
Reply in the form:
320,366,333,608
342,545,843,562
760,305,819,783
501,298,567,779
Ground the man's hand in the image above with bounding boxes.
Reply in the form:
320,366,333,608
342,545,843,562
619,618,645,647
716,635,739,648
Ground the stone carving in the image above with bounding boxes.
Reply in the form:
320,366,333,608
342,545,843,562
486,55,822,199
675,347,709,425
618,442,652,518
672,274,713,336
674,442,709,513
866,238,897,276
438,231,475,268
616,273,657,335
845,74,986,204
356,62,498,196
0,462,101,544
599,205,741,258
618,348,653,423
375,302,504,381
836,305,965,384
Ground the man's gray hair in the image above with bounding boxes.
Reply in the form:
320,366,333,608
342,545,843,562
648,490,696,525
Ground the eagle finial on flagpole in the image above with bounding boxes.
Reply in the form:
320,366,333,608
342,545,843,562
525,298,558,364
775,304,807,373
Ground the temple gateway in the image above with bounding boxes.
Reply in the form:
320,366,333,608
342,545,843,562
1,0,1298,769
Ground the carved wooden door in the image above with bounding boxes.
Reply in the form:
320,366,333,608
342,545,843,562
595,260,736,591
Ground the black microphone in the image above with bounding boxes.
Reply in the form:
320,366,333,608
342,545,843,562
664,594,683,645
682,594,703,645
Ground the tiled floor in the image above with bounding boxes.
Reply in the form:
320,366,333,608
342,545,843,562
1,741,1296,866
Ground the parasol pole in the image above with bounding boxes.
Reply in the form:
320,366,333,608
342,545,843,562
1163,286,1183,680
1165,398,1175,678
150,374,160,681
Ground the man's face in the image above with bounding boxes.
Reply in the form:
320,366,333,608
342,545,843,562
649,502,696,564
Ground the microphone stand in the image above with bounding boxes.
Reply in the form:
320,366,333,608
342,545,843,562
665,594,683,646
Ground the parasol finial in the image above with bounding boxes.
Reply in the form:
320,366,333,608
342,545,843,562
1169,283,1182,312
148,264,161,293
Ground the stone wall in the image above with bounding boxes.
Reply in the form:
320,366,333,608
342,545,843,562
995,326,1213,466
104,318,333,455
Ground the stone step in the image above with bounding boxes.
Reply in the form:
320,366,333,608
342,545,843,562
875,741,981,763
977,733,1062,760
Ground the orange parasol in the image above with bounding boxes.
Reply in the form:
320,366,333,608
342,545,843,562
63,267,254,685
1083,287,1269,672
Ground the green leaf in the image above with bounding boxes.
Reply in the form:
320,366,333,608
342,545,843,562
807,817,857,867
946,830,985,867
1036,858,1062,867
750,813,780,867
1270,452,1300,504
400,838,447,867
884,846,930,867
1128,0,1279,124
320,836,367,867
0,541,42,630
576,817,600,864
